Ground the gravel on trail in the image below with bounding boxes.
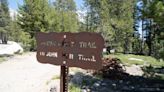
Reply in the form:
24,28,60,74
0,52,60,92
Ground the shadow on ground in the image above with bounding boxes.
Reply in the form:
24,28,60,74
142,66,164,79
69,72,164,92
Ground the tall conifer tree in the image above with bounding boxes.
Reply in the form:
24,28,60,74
0,0,10,44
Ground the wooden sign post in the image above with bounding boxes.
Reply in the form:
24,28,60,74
36,32,104,92
60,66,69,92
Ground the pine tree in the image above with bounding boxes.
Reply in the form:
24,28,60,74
0,0,10,44
52,0,78,32
17,0,49,50
140,0,164,57
84,0,135,53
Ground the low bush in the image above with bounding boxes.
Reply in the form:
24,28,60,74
95,56,128,79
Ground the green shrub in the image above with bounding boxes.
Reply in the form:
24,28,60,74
69,83,81,92
159,48,164,60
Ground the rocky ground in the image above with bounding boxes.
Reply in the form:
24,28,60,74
69,72,164,92
0,52,163,92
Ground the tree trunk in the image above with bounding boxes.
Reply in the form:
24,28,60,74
1,32,8,44
0,32,2,44
140,19,144,54
124,33,129,54
148,20,153,56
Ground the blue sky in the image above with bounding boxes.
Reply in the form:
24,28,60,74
8,0,23,10
8,0,84,11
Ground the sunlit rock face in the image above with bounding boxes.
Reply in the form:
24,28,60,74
0,41,23,56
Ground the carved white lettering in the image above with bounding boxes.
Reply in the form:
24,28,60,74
91,56,96,62
40,52,45,56
79,42,96,48
78,54,96,62
46,52,58,58
78,54,83,60
69,54,74,59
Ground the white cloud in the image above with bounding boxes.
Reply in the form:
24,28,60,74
9,8,86,23
76,10,86,23
9,8,18,20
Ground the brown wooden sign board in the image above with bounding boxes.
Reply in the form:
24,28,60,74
36,32,104,70
36,32,104,92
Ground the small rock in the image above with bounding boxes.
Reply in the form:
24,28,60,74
93,83,100,87
82,89,87,92
97,81,101,84
119,80,123,83
50,87,57,92
156,88,160,91
86,88,91,92
112,83,116,87
101,83,107,86
82,85,86,89
125,64,144,76
131,86,135,89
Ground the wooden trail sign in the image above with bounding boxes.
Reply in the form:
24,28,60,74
36,32,104,70
36,32,105,92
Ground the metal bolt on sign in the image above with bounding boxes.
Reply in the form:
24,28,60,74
36,32,105,92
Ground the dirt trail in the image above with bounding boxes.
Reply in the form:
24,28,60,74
0,52,60,92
